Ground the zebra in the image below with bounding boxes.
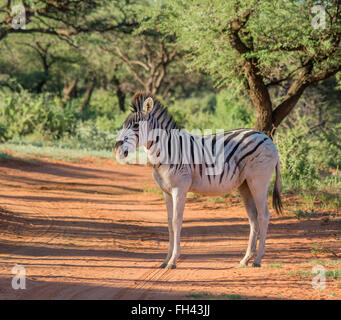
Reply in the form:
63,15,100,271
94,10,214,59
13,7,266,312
115,92,282,268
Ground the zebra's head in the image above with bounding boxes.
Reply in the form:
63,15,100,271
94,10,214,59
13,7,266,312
114,92,159,160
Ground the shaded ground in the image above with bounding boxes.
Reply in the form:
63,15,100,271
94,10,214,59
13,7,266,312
0,154,340,300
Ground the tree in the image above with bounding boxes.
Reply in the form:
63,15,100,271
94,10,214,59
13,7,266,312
157,0,341,136
113,35,178,95
0,0,144,108
0,0,138,43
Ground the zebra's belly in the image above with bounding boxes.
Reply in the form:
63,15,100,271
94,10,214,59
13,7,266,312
190,176,240,196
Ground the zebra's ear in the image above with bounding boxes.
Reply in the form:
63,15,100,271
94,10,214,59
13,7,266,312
143,97,154,114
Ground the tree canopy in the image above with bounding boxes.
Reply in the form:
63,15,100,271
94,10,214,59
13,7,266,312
0,0,339,137
154,0,341,135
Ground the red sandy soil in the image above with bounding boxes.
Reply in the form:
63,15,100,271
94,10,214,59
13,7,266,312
0,154,340,300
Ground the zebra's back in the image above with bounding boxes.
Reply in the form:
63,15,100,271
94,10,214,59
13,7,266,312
189,128,278,195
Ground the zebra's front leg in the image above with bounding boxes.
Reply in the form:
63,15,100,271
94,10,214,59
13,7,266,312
166,187,188,269
160,192,174,268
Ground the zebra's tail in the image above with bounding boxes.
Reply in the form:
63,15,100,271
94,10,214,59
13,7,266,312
272,161,283,215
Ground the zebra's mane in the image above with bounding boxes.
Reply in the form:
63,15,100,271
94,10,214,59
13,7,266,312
128,92,178,130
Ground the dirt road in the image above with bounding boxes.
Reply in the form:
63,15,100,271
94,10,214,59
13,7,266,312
0,155,340,299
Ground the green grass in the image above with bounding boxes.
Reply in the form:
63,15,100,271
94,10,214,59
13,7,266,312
290,269,341,279
325,269,341,279
142,183,164,196
305,260,341,266
311,243,338,258
0,151,14,159
301,193,317,211
318,192,341,211
220,294,244,300
237,265,252,269
186,292,211,298
289,270,312,277
292,209,316,220
264,263,283,268
238,263,283,269
187,192,202,199
1,141,114,162
186,292,245,300
207,196,224,204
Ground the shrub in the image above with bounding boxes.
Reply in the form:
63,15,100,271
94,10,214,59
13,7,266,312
275,110,340,192
168,89,253,131
0,89,77,140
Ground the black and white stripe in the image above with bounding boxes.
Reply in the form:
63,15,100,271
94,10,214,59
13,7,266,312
115,92,282,269
123,93,270,185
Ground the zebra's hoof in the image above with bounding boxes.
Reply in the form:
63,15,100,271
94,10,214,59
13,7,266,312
159,263,167,269
238,260,249,267
252,262,261,268
166,264,176,269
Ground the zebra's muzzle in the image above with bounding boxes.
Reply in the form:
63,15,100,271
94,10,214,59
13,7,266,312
114,140,128,159
114,140,123,152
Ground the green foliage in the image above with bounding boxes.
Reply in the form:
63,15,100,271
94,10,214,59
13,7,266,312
276,123,319,190
0,88,127,151
67,119,117,151
169,89,253,131
156,0,341,90
215,89,254,129
275,110,340,192
0,89,77,140
0,0,339,219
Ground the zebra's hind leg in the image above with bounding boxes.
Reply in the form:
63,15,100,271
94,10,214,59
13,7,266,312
247,179,271,267
160,192,174,268
238,181,259,267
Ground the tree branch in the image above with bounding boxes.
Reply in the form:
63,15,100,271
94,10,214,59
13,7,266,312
226,9,273,132
272,60,313,127
272,60,341,128
114,45,146,88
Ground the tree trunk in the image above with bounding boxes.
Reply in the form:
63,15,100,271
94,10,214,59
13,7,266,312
111,75,126,112
227,9,340,138
117,88,126,112
35,58,49,93
36,72,48,94
244,60,274,137
251,85,309,138
63,79,78,103
79,82,95,113
253,107,274,138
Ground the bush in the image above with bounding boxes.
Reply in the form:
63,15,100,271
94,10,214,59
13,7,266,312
168,89,254,132
0,89,77,140
0,88,129,150
1,88,339,200
65,119,117,151
275,110,340,192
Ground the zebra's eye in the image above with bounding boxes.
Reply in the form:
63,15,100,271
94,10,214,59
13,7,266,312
132,123,139,130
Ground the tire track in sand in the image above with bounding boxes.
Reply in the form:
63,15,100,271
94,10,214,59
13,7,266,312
135,216,227,300
113,224,199,300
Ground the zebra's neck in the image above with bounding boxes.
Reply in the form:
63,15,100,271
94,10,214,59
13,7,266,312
145,128,209,168
145,128,259,170
149,106,178,132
